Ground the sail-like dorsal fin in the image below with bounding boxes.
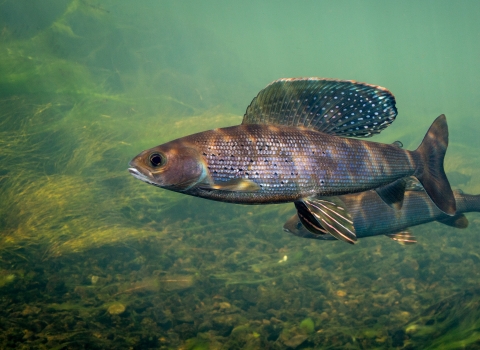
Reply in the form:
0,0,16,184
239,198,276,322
242,78,397,138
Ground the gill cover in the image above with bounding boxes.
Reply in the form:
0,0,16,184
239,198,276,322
157,147,208,191
130,146,208,191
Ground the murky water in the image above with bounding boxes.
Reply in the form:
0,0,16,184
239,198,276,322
1,1,480,348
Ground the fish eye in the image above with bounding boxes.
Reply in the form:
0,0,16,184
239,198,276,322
295,222,302,230
149,153,166,167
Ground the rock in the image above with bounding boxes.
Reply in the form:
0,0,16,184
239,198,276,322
198,320,213,332
218,302,231,309
107,303,126,315
22,305,41,316
282,334,308,348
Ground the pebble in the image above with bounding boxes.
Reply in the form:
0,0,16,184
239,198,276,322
107,303,126,315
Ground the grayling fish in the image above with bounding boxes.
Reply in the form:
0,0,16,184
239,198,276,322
129,78,455,242
284,186,479,244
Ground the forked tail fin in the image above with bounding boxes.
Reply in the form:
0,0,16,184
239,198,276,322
414,114,456,215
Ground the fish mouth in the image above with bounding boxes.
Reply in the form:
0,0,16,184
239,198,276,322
128,167,162,188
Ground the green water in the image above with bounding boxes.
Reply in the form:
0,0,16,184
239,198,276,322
1,0,480,348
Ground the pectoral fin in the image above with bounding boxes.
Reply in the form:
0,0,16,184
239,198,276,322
283,213,335,240
294,202,329,235
375,178,407,210
210,178,261,192
298,196,357,244
386,230,417,245
438,214,469,229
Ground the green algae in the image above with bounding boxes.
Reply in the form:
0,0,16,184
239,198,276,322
299,317,315,334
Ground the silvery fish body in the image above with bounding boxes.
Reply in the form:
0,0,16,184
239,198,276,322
285,188,480,243
129,78,456,242
146,123,417,204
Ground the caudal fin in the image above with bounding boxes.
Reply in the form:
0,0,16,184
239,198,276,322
414,114,456,215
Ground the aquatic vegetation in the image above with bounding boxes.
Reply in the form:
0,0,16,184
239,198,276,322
0,272,15,288
404,289,480,349
0,0,259,257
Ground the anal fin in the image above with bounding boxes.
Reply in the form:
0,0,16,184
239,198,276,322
375,178,407,210
386,230,416,245
438,214,469,229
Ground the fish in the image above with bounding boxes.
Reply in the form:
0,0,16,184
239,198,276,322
283,185,479,244
129,78,456,241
